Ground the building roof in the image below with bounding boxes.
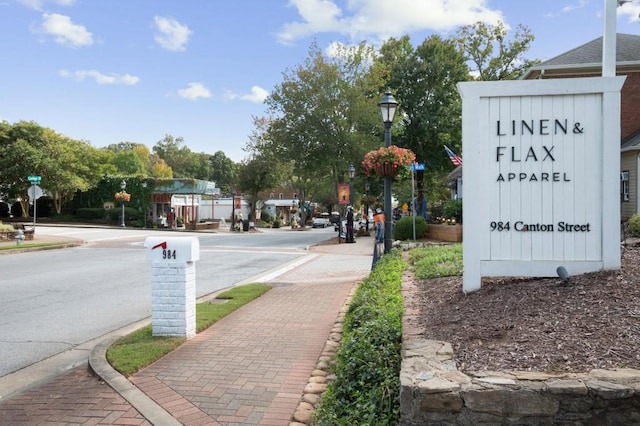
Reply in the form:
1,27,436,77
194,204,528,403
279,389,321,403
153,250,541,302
523,33,640,79
622,129,640,152
153,178,219,195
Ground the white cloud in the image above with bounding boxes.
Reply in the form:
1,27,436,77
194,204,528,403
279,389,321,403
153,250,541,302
40,13,92,47
276,0,504,45
240,86,269,103
16,0,75,11
223,86,269,103
154,16,191,51
177,82,211,100
618,1,640,23
59,69,140,85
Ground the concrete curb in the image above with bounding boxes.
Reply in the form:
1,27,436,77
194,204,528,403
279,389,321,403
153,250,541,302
88,336,182,426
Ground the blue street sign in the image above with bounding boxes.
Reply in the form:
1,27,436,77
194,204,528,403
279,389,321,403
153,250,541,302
410,163,425,171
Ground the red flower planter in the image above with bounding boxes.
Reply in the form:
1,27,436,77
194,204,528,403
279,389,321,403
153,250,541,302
374,162,399,177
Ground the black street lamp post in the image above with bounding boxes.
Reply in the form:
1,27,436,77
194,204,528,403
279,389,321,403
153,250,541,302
347,164,356,243
231,190,236,231
120,179,126,227
365,181,370,231
347,164,355,206
379,90,398,253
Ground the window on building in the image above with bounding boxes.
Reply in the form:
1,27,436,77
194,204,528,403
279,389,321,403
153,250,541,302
269,193,274,199
293,193,297,199
279,193,283,199
621,171,630,202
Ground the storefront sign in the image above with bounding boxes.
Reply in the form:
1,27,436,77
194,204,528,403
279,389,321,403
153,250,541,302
458,77,624,293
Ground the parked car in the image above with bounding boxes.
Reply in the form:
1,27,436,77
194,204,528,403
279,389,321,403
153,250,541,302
312,217,329,228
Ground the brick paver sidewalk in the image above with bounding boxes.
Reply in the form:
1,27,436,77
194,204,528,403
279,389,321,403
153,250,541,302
0,236,375,425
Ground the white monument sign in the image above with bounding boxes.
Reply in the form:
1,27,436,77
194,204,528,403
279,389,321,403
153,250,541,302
458,77,625,293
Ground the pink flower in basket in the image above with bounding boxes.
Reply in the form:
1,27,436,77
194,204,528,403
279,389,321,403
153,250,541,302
362,145,416,177
114,191,131,202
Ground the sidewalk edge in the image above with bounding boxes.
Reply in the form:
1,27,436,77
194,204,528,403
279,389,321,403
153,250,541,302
89,336,182,426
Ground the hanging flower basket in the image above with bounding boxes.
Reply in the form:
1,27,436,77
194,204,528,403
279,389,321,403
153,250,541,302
114,191,131,202
374,162,400,177
362,145,416,178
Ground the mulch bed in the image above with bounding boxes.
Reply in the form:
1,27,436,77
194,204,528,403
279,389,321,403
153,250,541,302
406,243,640,373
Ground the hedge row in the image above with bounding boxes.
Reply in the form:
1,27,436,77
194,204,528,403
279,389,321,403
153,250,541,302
314,249,404,425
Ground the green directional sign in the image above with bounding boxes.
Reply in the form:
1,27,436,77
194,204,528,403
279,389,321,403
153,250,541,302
28,175,41,183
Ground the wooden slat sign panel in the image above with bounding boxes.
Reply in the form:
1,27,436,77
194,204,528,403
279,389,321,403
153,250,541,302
458,77,625,293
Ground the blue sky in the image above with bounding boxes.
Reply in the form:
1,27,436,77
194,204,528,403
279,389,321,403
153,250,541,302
1,0,639,162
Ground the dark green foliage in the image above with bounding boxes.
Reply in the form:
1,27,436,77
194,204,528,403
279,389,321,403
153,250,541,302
76,208,107,220
393,216,427,240
442,199,462,223
10,202,23,217
106,207,140,223
629,214,640,237
0,202,9,218
314,250,403,425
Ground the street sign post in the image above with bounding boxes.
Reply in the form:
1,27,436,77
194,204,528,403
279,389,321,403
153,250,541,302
27,175,42,232
409,164,425,240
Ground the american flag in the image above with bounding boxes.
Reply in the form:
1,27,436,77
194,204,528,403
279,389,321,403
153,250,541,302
444,145,463,166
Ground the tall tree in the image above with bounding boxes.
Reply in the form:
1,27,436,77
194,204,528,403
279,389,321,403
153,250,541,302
237,154,290,221
0,121,112,215
376,35,470,216
253,42,382,217
209,150,237,194
153,135,194,178
454,21,538,81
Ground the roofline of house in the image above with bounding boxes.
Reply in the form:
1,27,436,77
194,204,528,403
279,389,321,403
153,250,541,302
523,61,640,79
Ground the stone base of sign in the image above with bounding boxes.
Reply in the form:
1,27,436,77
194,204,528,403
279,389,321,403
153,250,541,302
427,224,462,242
400,279,640,425
400,339,640,425
151,262,196,338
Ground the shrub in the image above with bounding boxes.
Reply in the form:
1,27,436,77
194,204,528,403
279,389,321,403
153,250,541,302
314,250,403,425
106,206,140,223
442,199,462,223
393,216,427,240
0,202,10,218
629,214,640,237
76,208,107,220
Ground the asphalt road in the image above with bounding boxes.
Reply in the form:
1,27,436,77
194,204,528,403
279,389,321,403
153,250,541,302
0,225,336,396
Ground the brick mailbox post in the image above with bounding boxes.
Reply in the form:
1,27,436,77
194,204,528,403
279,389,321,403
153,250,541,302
145,236,200,338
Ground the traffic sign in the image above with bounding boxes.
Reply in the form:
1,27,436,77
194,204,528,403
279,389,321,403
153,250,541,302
28,175,41,184
410,163,425,171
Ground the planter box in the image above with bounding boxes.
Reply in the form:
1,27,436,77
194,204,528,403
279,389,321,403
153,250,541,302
427,224,462,242
194,222,219,230
1,229,34,242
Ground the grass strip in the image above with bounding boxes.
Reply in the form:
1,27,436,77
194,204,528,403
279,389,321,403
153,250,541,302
107,283,271,377
0,242,69,251
408,243,462,279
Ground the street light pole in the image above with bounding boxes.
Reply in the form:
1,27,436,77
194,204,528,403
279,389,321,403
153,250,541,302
347,164,356,243
365,181,370,232
379,90,398,253
120,180,126,227
347,164,355,206
231,190,236,231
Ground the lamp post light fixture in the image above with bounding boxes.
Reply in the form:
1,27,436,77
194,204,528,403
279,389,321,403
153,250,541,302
120,179,126,227
379,90,398,253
